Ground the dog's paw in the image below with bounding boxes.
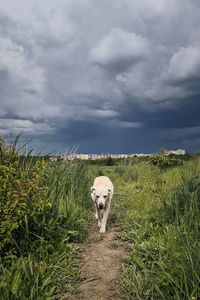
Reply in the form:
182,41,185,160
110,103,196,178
98,221,101,227
99,227,106,234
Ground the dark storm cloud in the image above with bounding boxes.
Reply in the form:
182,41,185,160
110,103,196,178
1,0,200,153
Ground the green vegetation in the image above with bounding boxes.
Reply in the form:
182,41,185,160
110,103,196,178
149,154,183,168
0,137,92,299
88,160,200,299
1,135,200,299
85,152,199,167
112,161,200,299
0,137,50,255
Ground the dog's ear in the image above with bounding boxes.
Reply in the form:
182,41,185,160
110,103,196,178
91,186,95,192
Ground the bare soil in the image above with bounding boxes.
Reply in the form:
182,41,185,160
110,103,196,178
65,211,125,300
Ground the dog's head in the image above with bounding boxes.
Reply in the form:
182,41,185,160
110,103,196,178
91,186,111,209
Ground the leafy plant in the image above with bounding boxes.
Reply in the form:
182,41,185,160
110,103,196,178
149,154,183,169
0,137,49,254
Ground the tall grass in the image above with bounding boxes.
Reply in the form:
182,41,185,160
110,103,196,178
112,160,200,299
0,142,92,299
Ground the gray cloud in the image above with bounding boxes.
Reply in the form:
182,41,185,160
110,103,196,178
0,0,200,152
0,118,55,135
89,27,150,73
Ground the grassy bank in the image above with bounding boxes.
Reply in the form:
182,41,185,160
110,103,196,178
89,161,200,299
112,161,200,299
0,138,92,299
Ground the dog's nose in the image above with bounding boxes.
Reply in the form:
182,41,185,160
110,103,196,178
99,202,104,209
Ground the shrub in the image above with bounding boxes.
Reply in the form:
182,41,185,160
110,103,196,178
149,154,183,169
0,136,50,255
106,157,114,166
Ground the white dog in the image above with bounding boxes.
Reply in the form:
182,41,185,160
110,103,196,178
91,176,114,233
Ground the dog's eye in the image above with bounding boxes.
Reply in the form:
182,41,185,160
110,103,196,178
96,195,99,198
103,195,107,198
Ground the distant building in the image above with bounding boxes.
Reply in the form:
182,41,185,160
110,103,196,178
50,152,156,161
164,150,171,155
164,149,185,155
49,156,58,161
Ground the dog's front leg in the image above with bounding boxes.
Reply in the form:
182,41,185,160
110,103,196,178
95,203,98,220
99,206,110,233
97,208,102,228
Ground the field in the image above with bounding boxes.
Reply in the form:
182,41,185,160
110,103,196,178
1,137,200,299
105,162,200,299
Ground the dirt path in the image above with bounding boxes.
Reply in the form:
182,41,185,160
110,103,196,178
65,211,125,300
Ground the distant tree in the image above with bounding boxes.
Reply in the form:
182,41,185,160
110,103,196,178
106,157,114,166
160,147,165,155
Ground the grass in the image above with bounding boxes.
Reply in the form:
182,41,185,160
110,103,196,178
0,155,92,299
90,161,200,299
112,161,200,299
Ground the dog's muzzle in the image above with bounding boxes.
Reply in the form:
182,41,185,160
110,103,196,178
99,202,104,209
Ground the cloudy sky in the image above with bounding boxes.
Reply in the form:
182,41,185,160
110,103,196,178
1,0,200,154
